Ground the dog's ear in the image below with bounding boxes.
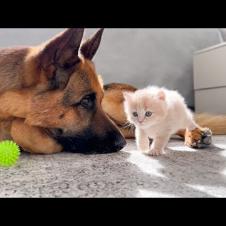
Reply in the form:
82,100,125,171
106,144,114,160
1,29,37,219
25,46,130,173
40,28,84,69
39,28,84,89
80,28,104,60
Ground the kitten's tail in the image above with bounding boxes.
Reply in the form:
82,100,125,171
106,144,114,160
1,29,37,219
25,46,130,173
194,113,226,135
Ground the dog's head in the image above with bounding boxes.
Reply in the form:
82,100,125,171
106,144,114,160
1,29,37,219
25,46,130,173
24,28,126,153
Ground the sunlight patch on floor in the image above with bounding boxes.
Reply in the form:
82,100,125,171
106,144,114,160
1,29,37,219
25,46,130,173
126,149,166,178
219,150,226,158
137,189,176,197
167,143,197,152
221,168,226,176
212,136,226,150
186,184,226,197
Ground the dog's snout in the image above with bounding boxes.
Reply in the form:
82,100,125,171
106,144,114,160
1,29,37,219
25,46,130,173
113,137,126,151
54,127,126,154
53,109,127,154
102,130,126,153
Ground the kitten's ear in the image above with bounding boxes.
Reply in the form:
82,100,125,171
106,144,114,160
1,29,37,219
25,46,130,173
157,90,166,101
123,91,133,102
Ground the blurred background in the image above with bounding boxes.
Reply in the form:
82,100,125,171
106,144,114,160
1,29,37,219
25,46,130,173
0,28,225,109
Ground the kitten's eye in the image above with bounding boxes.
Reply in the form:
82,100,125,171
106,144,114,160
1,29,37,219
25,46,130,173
145,111,152,117
133,112,138,117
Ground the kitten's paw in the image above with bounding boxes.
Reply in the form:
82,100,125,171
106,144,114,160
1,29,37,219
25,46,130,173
146,148,163,156
139,148,150,154
185,127,212,149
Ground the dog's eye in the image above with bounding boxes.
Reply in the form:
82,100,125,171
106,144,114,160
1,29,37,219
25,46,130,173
145,111,152,117
133,112,138,117
80,94,95,109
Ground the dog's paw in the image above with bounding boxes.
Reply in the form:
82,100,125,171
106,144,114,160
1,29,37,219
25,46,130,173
185,127,212,149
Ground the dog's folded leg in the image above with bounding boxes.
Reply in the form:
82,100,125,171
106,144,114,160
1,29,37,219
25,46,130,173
176,127,212,148
0,90,32,120
11,118,62,154
0,120,13,140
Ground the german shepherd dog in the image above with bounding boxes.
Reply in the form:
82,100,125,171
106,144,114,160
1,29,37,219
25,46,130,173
0,28,224,154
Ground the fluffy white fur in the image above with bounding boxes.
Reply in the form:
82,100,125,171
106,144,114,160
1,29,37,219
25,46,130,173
123,86,198,156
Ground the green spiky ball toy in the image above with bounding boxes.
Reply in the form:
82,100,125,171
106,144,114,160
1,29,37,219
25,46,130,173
0,140,20,167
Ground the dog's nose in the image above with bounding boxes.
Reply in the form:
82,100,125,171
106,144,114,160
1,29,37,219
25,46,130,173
113,137,127,152
102,130,127,153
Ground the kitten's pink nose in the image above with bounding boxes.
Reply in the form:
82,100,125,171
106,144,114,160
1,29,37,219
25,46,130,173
138,119,144,123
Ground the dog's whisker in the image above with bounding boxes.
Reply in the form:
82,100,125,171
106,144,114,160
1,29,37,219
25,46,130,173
122,121,135,130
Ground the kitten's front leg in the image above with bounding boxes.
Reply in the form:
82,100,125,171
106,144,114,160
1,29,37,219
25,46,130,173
135,128,149,153
148,134,170,156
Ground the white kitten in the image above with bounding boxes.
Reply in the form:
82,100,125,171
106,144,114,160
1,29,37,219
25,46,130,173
123,86,198,156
